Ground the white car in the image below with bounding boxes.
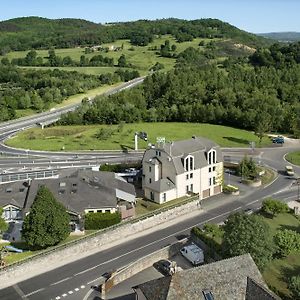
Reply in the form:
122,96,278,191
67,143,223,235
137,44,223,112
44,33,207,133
285,166,294,176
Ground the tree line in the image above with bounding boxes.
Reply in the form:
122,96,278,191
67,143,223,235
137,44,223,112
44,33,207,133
59,42,300,137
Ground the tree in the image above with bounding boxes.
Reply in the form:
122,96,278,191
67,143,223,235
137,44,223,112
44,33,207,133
0,207,8,234
237,156,257,180
22,186,70,250
223,213,274,269
117,54,127,67
261,198,289,217
289,275,300,299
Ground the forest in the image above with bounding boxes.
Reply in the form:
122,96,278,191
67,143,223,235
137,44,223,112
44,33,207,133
59,42,300,137
0,17,270,54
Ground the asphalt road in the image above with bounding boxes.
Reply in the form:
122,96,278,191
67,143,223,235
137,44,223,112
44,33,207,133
0,76,299,299
1,159,299,300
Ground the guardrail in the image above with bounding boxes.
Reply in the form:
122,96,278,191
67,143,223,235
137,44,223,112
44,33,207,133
0,194,200,271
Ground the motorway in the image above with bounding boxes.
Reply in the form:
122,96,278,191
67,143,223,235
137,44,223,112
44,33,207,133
0,77,299,299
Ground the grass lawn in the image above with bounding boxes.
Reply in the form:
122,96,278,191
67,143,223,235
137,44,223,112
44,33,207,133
263,253,300,299
1,35,219,76
135,195,196,216
260,213,300,299
5,122,272,151
260,212,300,236
1,230,98,266
286,151,300,166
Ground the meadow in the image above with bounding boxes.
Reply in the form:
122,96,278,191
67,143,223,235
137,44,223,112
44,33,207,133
1,35,217,76
6,122,271,151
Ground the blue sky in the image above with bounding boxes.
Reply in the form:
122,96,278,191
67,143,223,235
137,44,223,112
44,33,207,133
1,0,299,33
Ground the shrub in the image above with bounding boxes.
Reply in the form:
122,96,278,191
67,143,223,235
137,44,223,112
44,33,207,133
289,276,300,299
274,229,300,257
84,212,121,230
262,198,290,217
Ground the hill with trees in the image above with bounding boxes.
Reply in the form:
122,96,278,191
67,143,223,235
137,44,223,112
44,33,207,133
0,17,271,55
259,32,300,42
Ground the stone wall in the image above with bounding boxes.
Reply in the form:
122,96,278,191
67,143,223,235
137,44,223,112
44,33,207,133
101,240,186,296
0,198,201,288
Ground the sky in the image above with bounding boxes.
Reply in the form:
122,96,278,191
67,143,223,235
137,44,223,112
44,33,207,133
1,0,300,33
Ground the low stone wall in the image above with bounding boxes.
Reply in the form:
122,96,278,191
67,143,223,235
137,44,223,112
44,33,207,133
101,240,186,296
0,198,200,288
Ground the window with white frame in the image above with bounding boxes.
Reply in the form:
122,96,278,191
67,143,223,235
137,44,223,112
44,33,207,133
184,155,194,172
208,150,217,165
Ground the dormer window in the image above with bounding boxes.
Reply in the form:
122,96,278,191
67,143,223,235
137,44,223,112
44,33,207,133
184,155,194,172
208,150,217,165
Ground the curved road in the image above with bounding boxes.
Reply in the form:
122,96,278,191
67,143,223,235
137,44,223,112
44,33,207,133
0,143,299,299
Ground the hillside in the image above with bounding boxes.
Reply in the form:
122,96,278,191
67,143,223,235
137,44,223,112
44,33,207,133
259,32,300,42
0,17,271,54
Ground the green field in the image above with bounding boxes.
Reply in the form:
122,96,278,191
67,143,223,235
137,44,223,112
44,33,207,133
1,35,217,76
6,122,271,151
286,151,300,166
261,213,300,299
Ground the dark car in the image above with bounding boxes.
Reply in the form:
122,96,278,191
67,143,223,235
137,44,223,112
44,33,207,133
272,136,284,144
153,259,174,276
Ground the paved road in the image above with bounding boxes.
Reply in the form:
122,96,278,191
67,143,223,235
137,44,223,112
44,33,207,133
1,166,299,299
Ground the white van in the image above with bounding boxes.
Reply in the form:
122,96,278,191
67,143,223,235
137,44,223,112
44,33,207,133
180,243,204,266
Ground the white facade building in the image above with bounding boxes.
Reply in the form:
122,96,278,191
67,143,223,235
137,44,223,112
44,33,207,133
142,137,223,204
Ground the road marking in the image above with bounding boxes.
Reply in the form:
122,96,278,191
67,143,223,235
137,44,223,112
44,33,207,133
55,297,61,300
68,290,73,294
50,277,71,286
13,284,28,300
62,294,67,297
24,288,45,297
74,288,79,291
80,285,86,289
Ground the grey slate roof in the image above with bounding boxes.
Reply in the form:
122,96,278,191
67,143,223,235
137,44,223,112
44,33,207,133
0,181,28,208
147,178,176,193
24,170,136,214
137,254,274,300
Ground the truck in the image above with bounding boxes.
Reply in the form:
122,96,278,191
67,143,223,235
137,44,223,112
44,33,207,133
180,243,204,266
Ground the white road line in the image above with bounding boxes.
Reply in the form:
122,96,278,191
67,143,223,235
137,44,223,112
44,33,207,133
62,294,67,297
24,288,45,297
80,285,86,289
55,297,61,300
74,288,79,291
50,277,71,286
68,291,73,294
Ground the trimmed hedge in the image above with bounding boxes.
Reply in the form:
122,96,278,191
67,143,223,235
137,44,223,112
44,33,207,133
84,212,121,230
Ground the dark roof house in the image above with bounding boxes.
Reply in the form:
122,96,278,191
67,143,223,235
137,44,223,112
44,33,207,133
134,254,279,300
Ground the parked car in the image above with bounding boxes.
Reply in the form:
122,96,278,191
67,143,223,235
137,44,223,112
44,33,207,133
244,208,253,215
272,136,284,144
285,165,295,176
153,259,177,276
180,243,204,266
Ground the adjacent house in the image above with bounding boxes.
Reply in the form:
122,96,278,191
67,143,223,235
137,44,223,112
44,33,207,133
134,254,279,300
142,137,223,204
0,170,136,237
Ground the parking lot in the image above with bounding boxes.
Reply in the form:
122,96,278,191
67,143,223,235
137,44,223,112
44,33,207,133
103,251,195,299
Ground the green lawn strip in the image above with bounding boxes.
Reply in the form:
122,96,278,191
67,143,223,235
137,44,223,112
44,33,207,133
2,230,98,265
260,167,277,186
286,151,300,167
263,253,300,299
53,83,121,108
260,212,300,236
6,122,271,151
135,195,193,216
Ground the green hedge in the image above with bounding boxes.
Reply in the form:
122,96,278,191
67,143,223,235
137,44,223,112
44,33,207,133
191,227,223,256
84,212,121,230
